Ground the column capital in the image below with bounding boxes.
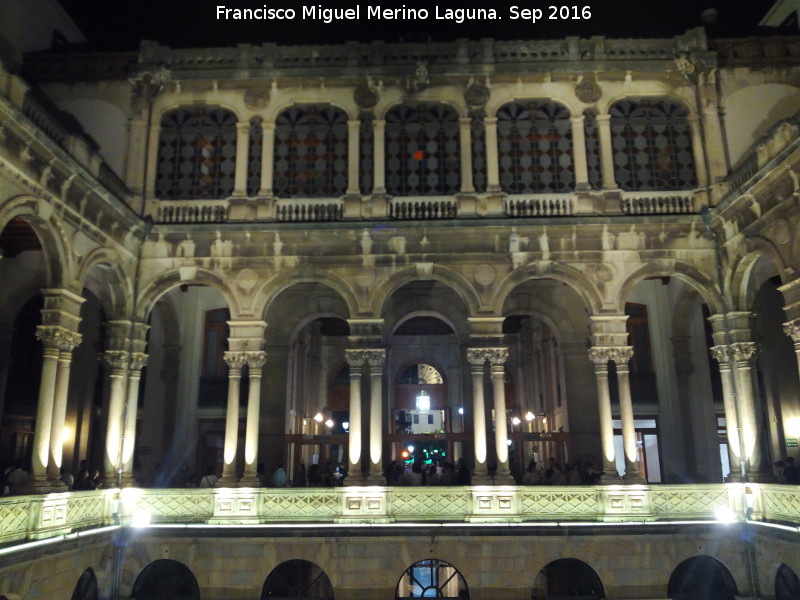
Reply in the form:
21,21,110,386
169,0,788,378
466,348,487,367
35,325,82,351
588,346,633,365
364,348,386,367
730,342,757,363
244,351,268,370
345,348,366,366
485,347,509,366
129,352,149,372
784,319,800,343
224,351,247,370
348,119,361,129
103,350,128,370
709,345,729,364
484,116,498,125
236,121,250,132
596,114,612,124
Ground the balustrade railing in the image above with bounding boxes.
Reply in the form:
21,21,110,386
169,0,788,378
389,198,457,220
3,484,798,547
275,199,343,222
621,191,695,215
505,196,573,217
156,200,229,223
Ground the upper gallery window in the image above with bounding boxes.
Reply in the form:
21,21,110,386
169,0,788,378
610,98,697,191
496,100,574,194
156,107,237,200
273,104,348,198
385,102,460,197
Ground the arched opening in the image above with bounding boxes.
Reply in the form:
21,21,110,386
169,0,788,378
531,558,605,599
261,559,334,599
131,559,200,600
776,563,800,600
71,568,98,600
395,558,469,598
667,556,737,600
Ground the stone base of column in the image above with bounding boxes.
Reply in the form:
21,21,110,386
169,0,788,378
365,473,386,486
238,475,262,488
471,469,493,485
47,478,69,491
600,470,622,484
621,473,646,484
19,476,57,494
747,470,776,484
217,475,239,488
120,475,138,488
492,472,516,485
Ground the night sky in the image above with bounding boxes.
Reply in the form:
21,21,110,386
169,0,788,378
58,0,778,50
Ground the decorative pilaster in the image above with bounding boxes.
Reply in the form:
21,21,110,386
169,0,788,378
467,349,490,483
484,117,500,192
259,122,275,196
364,349,386,485
345,349,366,478
710,345,742,479
486,348,513,484
611,346,643,482
458,117,474,193
570,115,590,190
372,120,386,194
596,114,617,189
220,352,247,484
46,330,83,487
347,119,360,195
102,350,129,484
688,114,709,188
28,327,73,489
588,347,619,479
240,351,267,486
120,353,148,486
784,319,800,379
233,121,250,196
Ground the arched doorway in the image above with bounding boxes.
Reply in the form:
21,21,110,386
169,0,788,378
261,559,334,599
131,559,200,600
776,563,800,600
395,558,469,598
71,568,98,600
531,558,605,599
667,556,737,600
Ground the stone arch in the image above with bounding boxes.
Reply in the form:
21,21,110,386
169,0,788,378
378,97,466,120
0,195,72,288
614,260,723,315
485,91,577,119
138,268,241,321
501,288,591,345
600,91,694,117
395,557,470,598
371,265,481,318
154,100,243,123
531,557,605,599
388,310,462,343
74,247,134,319
723,83,800,168
729,245,784,311
269,97,357,121
667,555,737,600
776,563,800,600
71,567,98,600
131,559,200,600
257,268,359,322
261,558,334,599
493,262,603,316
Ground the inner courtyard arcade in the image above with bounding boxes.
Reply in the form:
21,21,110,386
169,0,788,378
2,1,800,598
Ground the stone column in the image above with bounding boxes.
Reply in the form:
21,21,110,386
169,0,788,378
484,117,500,192
612,347,643,482
459,117,474,193
467,349,490,483
102,350,128,485
688,114,709,188
46,330,83,487
596,114,617,189
233,121,250,196
784,319,800,378
221,352,246,484
588,348,619,479
365,349,386,485
570,114,590,190
144,121,161,198
345,350,365,479
710,345,742,479
120,353,148,486
731,342,766,481
347,119,360,195
487,348,514,484
240,351,267,486
372,120,386,194
259,122,275,196
27,327,67,488
672,336,699,480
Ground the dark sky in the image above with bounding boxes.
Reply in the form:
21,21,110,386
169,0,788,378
59,0,778,51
